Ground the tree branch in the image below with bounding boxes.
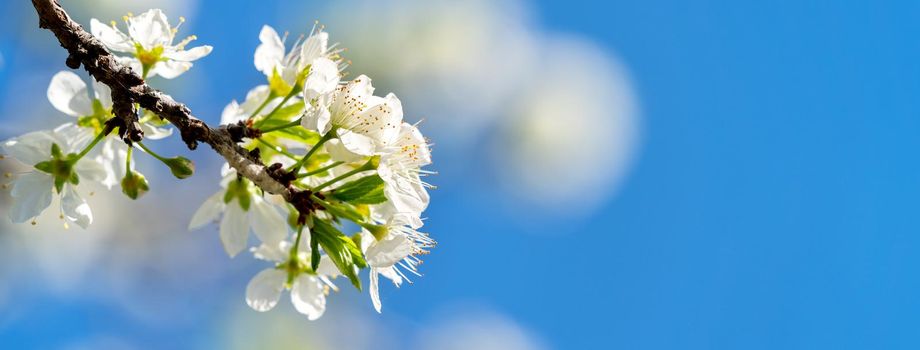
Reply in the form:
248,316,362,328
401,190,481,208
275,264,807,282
30,0,294,202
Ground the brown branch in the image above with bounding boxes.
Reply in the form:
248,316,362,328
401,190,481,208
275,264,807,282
31,0,295,202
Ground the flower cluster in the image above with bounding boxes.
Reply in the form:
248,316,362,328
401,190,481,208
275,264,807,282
2,10,435,321
190,23,435,319
2,9,202,227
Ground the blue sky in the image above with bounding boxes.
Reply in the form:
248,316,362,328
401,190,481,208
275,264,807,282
2,1,920,349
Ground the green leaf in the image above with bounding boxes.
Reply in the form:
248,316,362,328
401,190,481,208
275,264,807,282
311,219,365,290
328,175,387,204
320,199,365,223
344,236,368,269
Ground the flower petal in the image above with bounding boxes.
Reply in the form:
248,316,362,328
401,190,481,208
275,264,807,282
377,265,404,286
92,79,113,109
245,268,286,312
250,196,287,246
90,18,134,53
53,123,94,152
324,139,363,163
366,234,412,268
139,123,173,140
115,56,144,76
61,185,92,229
303,57,340,100
219,200,251,257
73,156,107,183
127,9,172,49
300,31,328,63
301,103,331,133
251,241,289,263
151,60,193,79
316,255,342,278
223,85,276,125
291,275,326,320
47,71,93,117
352,93,403,146
163,45,212,62
337,130,376,156
220,100,244,126
254,25,285,76
381,172,429,221
9,172,53,224
2,130,55,166
189,191,226,230
369,269,382,313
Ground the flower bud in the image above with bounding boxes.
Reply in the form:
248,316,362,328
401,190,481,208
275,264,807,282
164,156,195,179
121,170,150,200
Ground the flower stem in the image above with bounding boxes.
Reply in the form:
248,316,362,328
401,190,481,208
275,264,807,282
247,93,276,121
136,141,168,163
255,138,300,161
312,158,377,192
73,128,109,162
254,88,299,128
297,161,344,179
287,128,337,175
290,224,305,260
258,118,302,133
125,145,133,170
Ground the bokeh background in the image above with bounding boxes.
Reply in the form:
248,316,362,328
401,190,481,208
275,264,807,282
1,0,920,349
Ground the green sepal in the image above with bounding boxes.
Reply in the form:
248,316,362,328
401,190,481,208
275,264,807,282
50,143,63,158
54,176,65,194
68,171,80,186
237,190,252,211
34,161,52,174
268,68,293,96
225,178,252,211
361,223,389,241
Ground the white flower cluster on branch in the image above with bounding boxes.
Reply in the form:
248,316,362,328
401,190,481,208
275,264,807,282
6,0,436,320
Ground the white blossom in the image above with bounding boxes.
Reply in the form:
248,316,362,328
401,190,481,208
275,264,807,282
46,71,172,189
254,24,341,97
220,85,275,126
362,216,435,313
90,9,212,79
302,75,404,159
373,122,433,228
188,164,288,257
246,238,341,320
1,124,106,228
